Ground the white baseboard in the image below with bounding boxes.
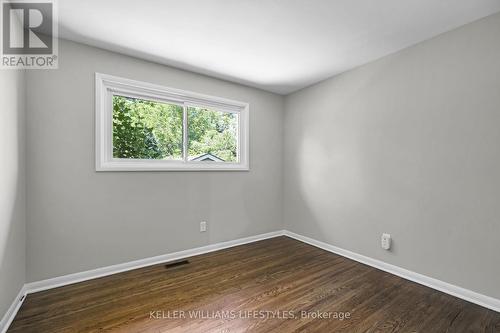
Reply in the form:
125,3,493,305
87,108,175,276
3,228,497,333
25,230,286,294
2,230,284,332
283,230,500,313
0,285,27,333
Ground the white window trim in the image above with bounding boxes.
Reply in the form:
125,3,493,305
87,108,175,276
95,73,250,171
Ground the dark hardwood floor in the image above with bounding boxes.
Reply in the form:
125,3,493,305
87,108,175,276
8,237,500,332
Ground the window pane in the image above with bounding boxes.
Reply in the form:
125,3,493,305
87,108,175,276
187,107,238,163
113,95,183,159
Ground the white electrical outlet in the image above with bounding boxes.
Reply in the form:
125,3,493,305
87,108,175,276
381,233,391,250
200,221,207,232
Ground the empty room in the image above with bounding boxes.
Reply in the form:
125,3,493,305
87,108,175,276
1,0,500,332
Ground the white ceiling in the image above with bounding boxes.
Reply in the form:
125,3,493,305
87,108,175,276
58,1,500,94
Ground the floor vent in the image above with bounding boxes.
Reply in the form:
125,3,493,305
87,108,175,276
165,259,190,269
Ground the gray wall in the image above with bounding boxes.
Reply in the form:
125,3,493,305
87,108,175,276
26,40,284,282
284,13,500,299
23,12,500,302
0,70,26,317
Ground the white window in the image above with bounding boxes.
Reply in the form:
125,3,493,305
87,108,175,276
95,73,249,171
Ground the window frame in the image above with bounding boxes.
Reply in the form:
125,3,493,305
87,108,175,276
95,73,249,171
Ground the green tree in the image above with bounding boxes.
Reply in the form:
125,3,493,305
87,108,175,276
112,96,237,162
188,107,237,162
131,98,183,159
112,96,162,159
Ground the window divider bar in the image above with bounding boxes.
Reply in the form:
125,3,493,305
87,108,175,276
182,103,188,163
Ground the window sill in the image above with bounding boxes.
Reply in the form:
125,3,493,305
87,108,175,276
96,159,250,172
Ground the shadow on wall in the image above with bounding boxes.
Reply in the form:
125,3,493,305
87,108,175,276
287,35,500,298
0,76,25,316
291,60,385,245
201,171,280,244
291,53,448,251
0,166,19,279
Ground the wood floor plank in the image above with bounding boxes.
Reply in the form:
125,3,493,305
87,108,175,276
8,237,500,332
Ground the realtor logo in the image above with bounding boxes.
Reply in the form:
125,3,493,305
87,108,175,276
1,0,58,69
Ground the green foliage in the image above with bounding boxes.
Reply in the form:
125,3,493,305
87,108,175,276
112,96,163,159
188,107,238,162
112,96,238,162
